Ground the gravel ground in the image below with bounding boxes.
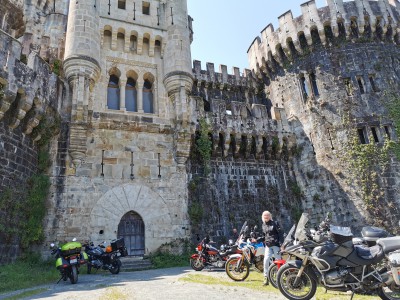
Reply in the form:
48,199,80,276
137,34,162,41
0,267,286,300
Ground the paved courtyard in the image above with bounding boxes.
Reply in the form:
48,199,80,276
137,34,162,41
0,267,285,300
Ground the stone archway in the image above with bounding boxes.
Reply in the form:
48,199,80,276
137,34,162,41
89,184,173,254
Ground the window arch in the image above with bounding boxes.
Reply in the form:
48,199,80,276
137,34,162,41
107,68,121,110
126,71,138,112
143,73,155,113
103,28,112,49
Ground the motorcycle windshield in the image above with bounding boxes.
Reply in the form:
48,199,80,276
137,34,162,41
239,221,247,236
284,224,296,244
295,213,310,242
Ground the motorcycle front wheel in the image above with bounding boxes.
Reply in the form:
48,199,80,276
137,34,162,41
69,265,78,284
190,257,205,271
225,257,250,281
109,259,121,274
378,283,400,300
268,263,279,289
277,264,317,300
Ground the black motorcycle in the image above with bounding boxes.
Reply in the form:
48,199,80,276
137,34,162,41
276,212,400,300
85,238,128,274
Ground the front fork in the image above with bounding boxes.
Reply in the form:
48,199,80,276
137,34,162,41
235,254,245,270
293,256,309,286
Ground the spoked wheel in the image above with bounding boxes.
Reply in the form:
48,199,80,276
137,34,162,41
109,259,121,274
190,257,205,271
225,256,250,281
277,264,317,300
69,265,78,284
378,283,400,300
268,263,279,289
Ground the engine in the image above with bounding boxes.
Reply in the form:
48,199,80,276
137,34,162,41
324,267,349,285
254,255,263,272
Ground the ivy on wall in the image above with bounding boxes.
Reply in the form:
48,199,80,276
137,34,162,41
382,91,400,160
195,118,212,175
0,112,59,254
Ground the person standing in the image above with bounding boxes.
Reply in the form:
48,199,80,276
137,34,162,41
261,210,284,285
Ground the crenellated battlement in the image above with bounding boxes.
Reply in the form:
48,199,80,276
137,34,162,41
248,0,400,77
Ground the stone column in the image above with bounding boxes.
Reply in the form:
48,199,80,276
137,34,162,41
137,81,144,113
120,79,126,111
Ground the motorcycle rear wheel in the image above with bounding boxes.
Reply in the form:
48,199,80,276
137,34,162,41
225,257,250,281
268,263,279,289
69,265,78,284
190,257,205,271
277,264,316,300
109,259,121,274
378,283,400,300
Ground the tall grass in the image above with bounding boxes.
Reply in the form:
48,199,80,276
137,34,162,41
0,254,59,293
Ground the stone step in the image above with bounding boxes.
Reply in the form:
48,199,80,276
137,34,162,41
119,256,153,271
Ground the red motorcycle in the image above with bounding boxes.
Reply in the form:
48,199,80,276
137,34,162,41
190,236,241,271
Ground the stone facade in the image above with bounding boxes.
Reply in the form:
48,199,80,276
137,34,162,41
1,0,400,261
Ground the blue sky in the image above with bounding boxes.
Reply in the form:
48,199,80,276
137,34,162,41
187,0,326,73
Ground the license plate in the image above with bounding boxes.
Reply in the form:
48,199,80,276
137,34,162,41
70,258,77,264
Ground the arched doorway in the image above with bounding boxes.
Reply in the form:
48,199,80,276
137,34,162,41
117,211,145,256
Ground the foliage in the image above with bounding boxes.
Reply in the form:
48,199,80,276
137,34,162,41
188,201,203,226
0,253,58,293
150,239,192,269
271,136,280,156
20,54,27,64
51,59,62,76
0,189,24,243
195,118,212,175
289,180,302,200
382,91,400,160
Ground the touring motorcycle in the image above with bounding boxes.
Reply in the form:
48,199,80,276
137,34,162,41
190,235,241,271
225,224,284,282
50,239,88,284
276,212,400,300
85,238,128,274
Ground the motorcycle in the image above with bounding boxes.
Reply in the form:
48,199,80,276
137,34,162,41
190,235,241,271
84,238,128,274
225,224,281,282
50,239,88,284
276,212,400,300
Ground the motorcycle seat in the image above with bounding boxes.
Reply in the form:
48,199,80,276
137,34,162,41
377,237,400,254
354,244,382,260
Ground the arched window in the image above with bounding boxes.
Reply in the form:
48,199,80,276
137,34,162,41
103,30,112,49
143,79,153,113
126,77,137,112
117,32,125,51
107,74,120,110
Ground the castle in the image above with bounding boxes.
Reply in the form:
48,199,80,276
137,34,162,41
0,0,400,261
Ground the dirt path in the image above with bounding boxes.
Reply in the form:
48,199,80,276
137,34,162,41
0,267,286,300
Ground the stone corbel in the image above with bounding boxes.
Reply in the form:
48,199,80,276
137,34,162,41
0,89,16,121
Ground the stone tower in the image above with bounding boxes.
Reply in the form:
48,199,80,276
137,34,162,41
43,0,194,255
247,0,400,229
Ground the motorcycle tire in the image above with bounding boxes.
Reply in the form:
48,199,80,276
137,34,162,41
377,284,400,300
276,264,317,300
190,257,205,271
70,265,78,284
109,259,121,274
267,263,279,289
225,257,250,281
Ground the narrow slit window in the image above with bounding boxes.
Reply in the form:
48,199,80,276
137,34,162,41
344,78,353,96
384,126,391,140
369,76,378,92
371,127,379,143
300,74,309,101
357,128,368,144
309,72,319,97
357,77,365,94
142,1,150,15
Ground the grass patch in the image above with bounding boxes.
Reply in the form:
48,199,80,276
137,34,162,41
99,287,129,300
0,254,59,294
2,288,47,300
149,253,190,269
180,271,377,300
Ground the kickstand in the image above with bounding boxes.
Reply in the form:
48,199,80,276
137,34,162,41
349,291,355,300
325,288,328,293
56,276,63,284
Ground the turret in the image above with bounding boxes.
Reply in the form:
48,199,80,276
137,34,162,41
162,0,194,167
63,0,101,166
